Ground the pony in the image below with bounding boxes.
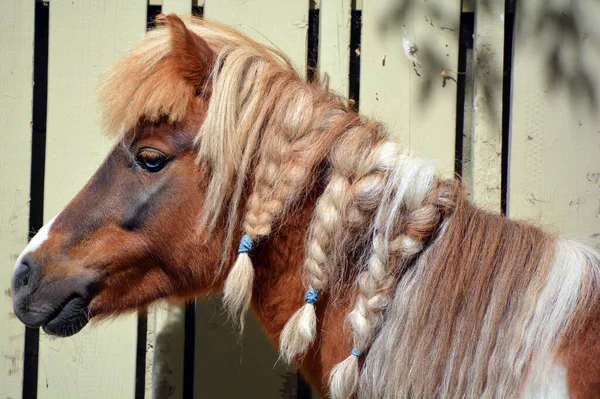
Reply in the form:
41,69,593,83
10,15,600,398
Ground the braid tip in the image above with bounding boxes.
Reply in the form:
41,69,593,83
223,251,254,333
279,302,317,363
329,352,359,399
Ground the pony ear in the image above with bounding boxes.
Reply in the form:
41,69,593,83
164,14,215,94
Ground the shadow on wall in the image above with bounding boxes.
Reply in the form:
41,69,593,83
193,295,296,398
377,0,600,115
521,0,600,114
375,0,462,106
149,300,312,399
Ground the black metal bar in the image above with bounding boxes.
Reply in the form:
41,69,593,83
348,10,362,111
501,4,516,215
307,9,319,82
192,5,204,16
182,301,196,399
454,12,474,178
135,5,163,398
23,3,50,398
147,3,162,31
135,312,148,399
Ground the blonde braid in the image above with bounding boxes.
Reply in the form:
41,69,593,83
279,131,398,363
330,169,460,398
223,81,350,329
279,171,351,363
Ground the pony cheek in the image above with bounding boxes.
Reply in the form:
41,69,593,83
88,261,173,317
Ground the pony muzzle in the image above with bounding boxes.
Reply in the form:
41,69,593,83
11,255,94,337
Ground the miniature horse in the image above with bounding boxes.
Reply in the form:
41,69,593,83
11,15,600,398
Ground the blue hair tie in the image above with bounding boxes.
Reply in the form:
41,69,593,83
351,348,361,357
304,289,318,304
237,234,253,253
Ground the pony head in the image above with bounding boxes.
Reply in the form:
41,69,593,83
11,15,226,336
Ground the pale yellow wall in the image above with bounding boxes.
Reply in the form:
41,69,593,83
508,0,600,249
360,0,461,177
318,0,351,97
146,302,186,399
0,2,35,397
163,0,192,15
204,0,308,75
469,0,505,211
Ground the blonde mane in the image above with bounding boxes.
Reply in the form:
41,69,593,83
98,17,600,398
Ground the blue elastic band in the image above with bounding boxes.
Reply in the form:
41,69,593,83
237,234,253,253
351,348,361,357
304,289,318,304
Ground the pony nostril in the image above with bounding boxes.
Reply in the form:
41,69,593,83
12,261,33,293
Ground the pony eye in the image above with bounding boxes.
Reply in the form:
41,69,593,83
136,149,167,172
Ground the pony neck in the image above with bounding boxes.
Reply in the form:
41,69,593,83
248,185,353,394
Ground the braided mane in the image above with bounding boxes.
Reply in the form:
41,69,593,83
98,17,600,398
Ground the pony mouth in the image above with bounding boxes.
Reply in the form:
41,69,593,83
42,295,91,337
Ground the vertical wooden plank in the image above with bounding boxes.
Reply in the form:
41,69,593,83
0,1,34,397
360,0,461,176
145,2,192,398
204,0,308,74
508,0,600,250
196,3,308,396
38,1,146,398
163,0,192,15
145,302,185,399
469,0,505,211
460,45,476,200
319,0,351,96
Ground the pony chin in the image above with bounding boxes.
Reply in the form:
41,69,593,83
41,296,91,337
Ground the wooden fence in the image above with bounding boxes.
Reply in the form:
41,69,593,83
1,0,599,398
